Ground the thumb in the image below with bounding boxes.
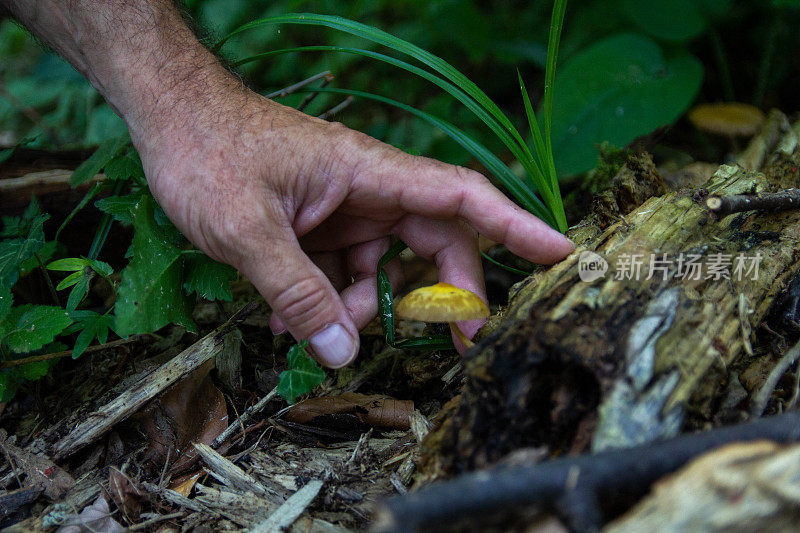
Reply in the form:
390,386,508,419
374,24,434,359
241,231,359,369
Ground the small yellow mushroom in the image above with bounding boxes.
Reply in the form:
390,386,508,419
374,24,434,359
395,283,490,349
687,102,765,138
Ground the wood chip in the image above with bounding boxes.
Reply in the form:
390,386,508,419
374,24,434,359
249,479,324,533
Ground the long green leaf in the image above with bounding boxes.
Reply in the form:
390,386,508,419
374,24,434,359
305,87,554,226
544,0,568,206
518,72,567,232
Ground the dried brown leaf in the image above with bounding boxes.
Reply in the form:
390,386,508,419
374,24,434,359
286,393,413,430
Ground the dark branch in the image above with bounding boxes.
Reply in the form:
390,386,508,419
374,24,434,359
372,412,800,533
706,188,800,218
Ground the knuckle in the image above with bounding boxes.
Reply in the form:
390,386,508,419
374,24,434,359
271,276,331,330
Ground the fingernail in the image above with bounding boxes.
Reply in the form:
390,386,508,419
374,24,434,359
309,323,357,368
271,324,287,335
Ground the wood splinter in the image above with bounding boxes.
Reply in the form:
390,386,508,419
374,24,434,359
706,188,800,218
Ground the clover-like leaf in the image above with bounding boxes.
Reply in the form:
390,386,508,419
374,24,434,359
95,191,143,225
277,341,325,404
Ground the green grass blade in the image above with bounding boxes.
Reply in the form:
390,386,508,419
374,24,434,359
303,87,555,227
216,14,536,174
236,46,548,196
544,0,567,195
518,72,567,232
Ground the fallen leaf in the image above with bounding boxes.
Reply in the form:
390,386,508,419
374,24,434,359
138,359,228,475
0,429,74,499
286,393,414,430
108,467,142,520
168,470,202,497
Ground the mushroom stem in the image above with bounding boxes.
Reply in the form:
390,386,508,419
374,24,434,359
450,322,474,349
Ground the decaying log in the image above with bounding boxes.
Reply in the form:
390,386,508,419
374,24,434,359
424,113,800,471
375,411,800,533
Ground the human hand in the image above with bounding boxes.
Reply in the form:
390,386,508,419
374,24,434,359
129,72,573,368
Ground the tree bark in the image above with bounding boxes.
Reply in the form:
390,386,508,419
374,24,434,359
423,110,800,473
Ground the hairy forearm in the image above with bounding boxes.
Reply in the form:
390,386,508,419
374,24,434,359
1,0,246,142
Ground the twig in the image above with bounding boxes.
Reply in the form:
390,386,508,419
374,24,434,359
372,411,800,533
317,96,354,120
212,386,279,449
296,77,331,112
0,81,61,143
750,339,800,417
266,71,333,99
249,479,324,533
706,188,800,218
128,511,184,531
0,337,135,369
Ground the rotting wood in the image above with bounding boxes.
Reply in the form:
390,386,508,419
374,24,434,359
249,479,324,533
51,302,258,460
423,112,800,471
193,443,285,500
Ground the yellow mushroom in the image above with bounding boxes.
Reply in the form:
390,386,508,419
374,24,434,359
395,283,490,349
687,102,765,138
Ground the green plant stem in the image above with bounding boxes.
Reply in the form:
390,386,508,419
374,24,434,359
709,29,735,102
87,179,128,260
481,251,531,277
754,10,779,108
35,253,60,306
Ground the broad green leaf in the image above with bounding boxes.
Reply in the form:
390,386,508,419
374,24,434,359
277,341,325,404
70,135,128,186
183,253,237,301
1,305,72,353
551,33,702,176
115,195,195,337
68,311,113,358
617,0,707,43
94,191,143,225
0,214,48,288
47,257,86,272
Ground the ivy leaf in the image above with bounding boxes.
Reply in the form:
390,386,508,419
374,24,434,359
0,305,72,353
183,253,237,301
67,311,113,358
0,214,48,288
277,341,325,404
70,135,128,186
115,195,195,337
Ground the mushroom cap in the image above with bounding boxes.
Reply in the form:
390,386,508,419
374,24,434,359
396,283,490,322
687,103,765,137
